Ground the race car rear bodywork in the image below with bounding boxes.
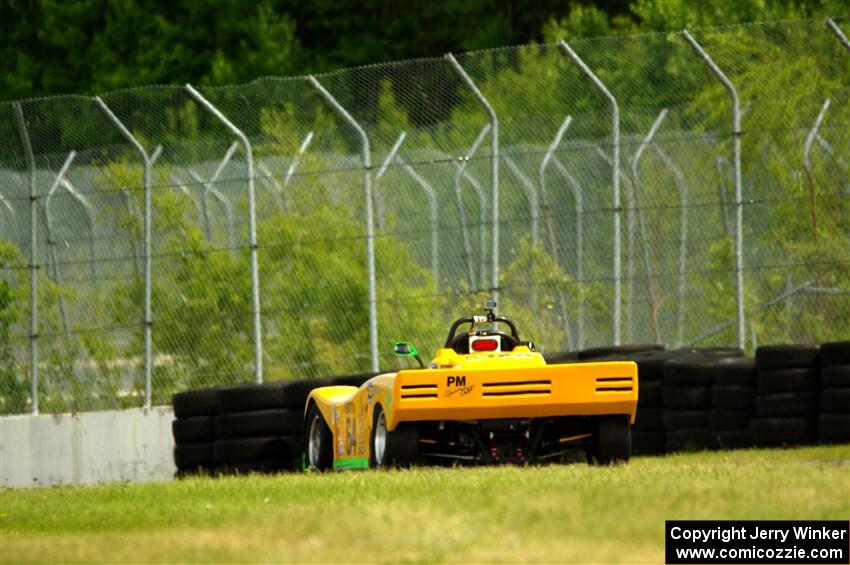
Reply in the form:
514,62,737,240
304,307,638,470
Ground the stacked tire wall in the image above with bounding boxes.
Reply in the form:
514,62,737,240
709,357,756,449
818,342,850,444
752,345,820,446
171,374,377,477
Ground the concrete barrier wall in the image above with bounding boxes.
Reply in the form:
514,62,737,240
0,407,175,488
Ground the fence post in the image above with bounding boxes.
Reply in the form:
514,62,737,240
445,53,500,307
397,156,440,284
373,132,407,229
502,156,539,247
0,190,13,242
186,85,264,383
13,102,40,414
307,76,379,373
558,40,622,346
650,144,690,346
95,96,155,406
44,152,78,334
826,19,850,51
453,124,491,289
551,156,585,349
682,29,745,350
188,141,239,248
630,109,668,344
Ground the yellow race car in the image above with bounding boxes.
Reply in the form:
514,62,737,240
304,302,638,470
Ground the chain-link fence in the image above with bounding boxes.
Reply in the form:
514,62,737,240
1,18,848,415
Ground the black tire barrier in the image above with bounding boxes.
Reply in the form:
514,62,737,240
755,344,820,371
820,388,850,414
755,392,818,418
632,430,666,455
711,429,752,449
577,344,664,361
819,341,850,366
714,357,756,386
664,410,710,430
213,436,296,465
675,347,745,358
633,407,663,430
820,365,850,389
709,409,754,431
817,414,850,443
664,356,716,386
329,373,380,387
711,385,755,410
633,351,682,382
639,381,663,406
215,409,304,439
543,351,579,364
665,428,712,451
663,385,711,410
756,368,818,395
752,417,816,446
174,443,215,470
173,388,219,418
215,379,331,414
172,416,216,444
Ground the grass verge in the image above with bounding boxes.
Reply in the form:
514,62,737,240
2,445,849,563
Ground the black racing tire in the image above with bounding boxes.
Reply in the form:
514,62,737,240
304,404,334,471
577,344,663,361
676,347,745,359
751,417,816,446
214,436,294,465
329,373,380,387
711,385,755,410
588,415,631,464
664,356,716,386
632,430,666,455
709,409,754,431
756,368,818,395
820,388,850,414
172,416,216,444
215,409,304,439
370,405,419,468
632,351,678,382
664,410,710,431
817,414,850,443
216,379,332,414
638,381,663,407
755,393,818,418
711,429,753,450
819,341,850,366
714,357,756,386
173,388,219,418
633,407,663,430
755,344,820,371
663,385,711,410
820,365,850,389
543,351,579,364
174,443,215,470
665,428,712,452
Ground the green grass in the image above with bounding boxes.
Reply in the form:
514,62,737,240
2,445,849,564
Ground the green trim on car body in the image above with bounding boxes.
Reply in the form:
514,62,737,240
333,458,370,470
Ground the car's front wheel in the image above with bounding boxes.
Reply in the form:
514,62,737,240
305,404,333,471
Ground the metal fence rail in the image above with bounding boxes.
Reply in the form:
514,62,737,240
1,18,848,415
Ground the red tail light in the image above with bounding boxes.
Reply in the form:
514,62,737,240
472,338,499,351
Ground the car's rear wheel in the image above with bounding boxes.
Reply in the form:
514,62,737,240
305,404,333,471
370,405,418,468
588,415,631,465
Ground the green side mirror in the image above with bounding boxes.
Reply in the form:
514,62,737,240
393,341,418,357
